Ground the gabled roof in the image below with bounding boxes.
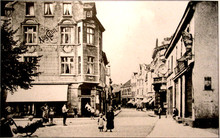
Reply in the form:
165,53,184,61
121,80,131,88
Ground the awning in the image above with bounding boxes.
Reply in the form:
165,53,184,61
149,98,155,105
6,85,68,102
141,98,152,103
127,99,135,105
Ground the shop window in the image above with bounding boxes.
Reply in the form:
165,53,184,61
61,57,74,74
87,56,94,74
61,27,73,44
24,26,37,45
26,2,34,16
204,77,212,90
24,56,38,73
63,3,72,16
44,3,53,15
87,28,94,45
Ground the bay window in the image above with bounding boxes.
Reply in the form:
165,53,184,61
87,28,94,45
87,56,94,74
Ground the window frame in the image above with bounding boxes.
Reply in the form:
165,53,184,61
23,25,38,45
60,56,75,75
87,56,95,74
26,2,35,16
23,56,38,73
44,2,54,16
60,27,74,45
63,3,72,16
86,27,95,45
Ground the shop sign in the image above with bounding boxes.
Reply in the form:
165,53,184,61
39,26,58,44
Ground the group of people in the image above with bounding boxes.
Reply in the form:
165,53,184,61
97,107,115,132
40,104,55,124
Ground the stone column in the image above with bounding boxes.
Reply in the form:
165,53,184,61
182,75,185,118
68,84,80,116
178,78,182,117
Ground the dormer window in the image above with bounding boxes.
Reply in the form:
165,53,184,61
26,2,34,16
63,3,72,16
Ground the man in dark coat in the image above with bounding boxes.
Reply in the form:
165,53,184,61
105,107,114,132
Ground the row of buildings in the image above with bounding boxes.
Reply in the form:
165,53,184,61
2,1,112,117
120,1,218,127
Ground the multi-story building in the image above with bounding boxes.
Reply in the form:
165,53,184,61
5,1,108,117
165,1,218,127
151,38,170,113
121,80,132,106
131,72,138,99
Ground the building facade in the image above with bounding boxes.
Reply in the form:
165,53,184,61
121,80,132,107
151,38,170,114
5,1,108,117
165,1,218,127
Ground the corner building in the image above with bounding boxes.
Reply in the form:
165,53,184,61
5,1,108,117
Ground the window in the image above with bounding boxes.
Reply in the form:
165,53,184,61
87,57,94,74
78,27,81,44
24,26,37,45
204,77,212,90
171,56,173,72
86,11,92,18
44,3,53,15
26,2,34,16
63,3,72,15
61,27,73,44
87,28,94,45
61,57,74,74
24,56,37,73
78,56,81,74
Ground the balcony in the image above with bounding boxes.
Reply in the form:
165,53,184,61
174,60,187,75
152,77,166,84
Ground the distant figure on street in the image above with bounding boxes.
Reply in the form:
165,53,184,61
105,107,114,132
97,113,106,132
49,107,55,124
172,107,178,120
62,103,68,126
41,103,49,123
158,105,162,119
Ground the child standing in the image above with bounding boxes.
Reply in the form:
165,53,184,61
97,113,105,132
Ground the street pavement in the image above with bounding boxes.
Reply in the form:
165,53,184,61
147,116,219,138
11,108,219,137
11,108,157,137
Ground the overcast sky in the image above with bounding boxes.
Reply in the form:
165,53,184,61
94,1,188,84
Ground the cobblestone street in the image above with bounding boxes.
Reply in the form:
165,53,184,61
12,108,158,137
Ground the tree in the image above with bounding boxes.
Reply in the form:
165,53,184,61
1,19,41,116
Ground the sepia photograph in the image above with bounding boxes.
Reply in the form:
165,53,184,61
0,0,219,137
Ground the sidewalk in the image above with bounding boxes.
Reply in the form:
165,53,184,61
147,117,218,137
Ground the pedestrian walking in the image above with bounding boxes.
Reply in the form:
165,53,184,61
97,113,105,132
158,105,162,119
62,103,68,126
105,107,114,132
41,103,49,123
49,107,55,124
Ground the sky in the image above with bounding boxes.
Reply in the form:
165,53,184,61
94,1,188,84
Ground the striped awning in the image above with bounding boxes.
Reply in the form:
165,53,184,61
6,85,68,102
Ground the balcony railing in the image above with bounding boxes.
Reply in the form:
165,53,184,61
174,60,187,74
153,77,166,84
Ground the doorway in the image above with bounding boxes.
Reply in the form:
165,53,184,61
81,98,91,117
